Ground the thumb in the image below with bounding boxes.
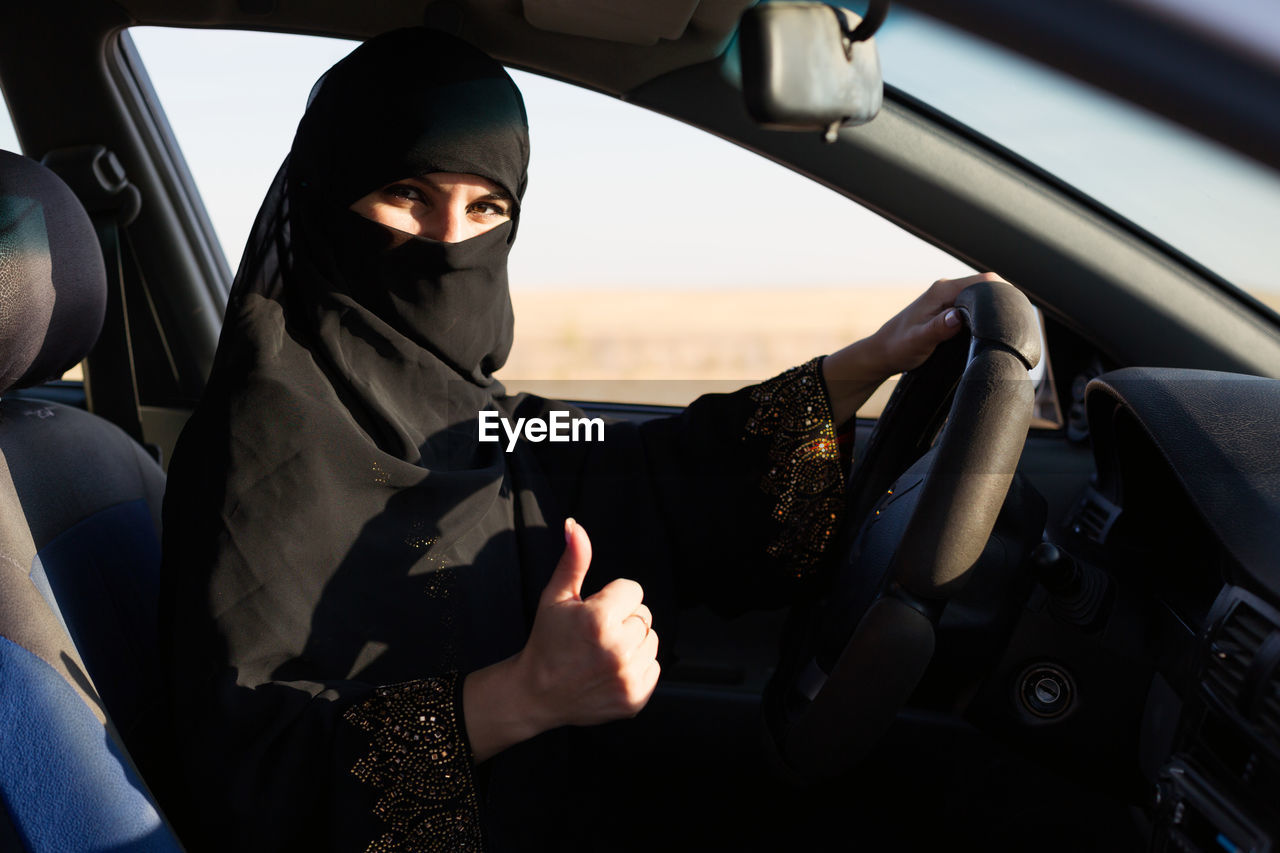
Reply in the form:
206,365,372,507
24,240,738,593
932,307,964,342
540,518,593,606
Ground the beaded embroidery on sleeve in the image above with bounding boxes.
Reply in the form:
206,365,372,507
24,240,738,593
744,357,846,579
344,673,483,852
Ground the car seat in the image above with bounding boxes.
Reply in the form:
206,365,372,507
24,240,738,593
0,149,179,851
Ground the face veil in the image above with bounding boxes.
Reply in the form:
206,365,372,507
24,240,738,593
285,28,526,380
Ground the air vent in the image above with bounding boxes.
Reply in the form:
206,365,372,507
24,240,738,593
1203,601,1274,710
1069,488,1121,544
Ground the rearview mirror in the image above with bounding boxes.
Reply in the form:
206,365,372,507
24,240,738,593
738,2,886,141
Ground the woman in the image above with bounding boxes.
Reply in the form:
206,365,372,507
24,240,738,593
158,26,985,852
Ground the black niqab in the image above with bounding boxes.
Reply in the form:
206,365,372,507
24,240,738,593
162,29,562,849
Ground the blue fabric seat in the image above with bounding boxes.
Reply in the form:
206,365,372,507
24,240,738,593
0,149,180,851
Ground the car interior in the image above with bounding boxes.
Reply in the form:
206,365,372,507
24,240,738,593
0,1,1278,851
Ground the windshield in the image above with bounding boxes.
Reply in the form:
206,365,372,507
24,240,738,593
873,8,1280,313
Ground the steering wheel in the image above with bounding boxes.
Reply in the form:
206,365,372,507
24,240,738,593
766,279,1042,779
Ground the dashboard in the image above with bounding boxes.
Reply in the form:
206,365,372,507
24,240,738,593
981,367,1280,852
1086,368,1280,853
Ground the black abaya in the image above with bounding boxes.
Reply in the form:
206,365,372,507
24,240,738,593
158,28,847,852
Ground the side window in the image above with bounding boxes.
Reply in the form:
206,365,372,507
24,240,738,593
131,28,979,417
504,73,976,416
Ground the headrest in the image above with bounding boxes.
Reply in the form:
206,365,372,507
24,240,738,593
0,150,106,395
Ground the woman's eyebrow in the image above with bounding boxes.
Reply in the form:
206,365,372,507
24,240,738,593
415,175,513,203
478,188,515,205
474,189,516,214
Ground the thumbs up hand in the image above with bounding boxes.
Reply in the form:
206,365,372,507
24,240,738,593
461,518,660,763
517,518,660,728
540,516,596,607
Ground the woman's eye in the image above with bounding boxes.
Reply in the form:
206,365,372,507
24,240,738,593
470,201,511,218
384,184,423,202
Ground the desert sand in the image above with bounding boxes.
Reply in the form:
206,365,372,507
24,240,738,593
500,285,919,412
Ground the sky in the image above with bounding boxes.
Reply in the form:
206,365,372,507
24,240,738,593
2,8,1277,295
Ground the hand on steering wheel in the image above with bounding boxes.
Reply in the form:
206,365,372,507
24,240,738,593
766,279,1042,780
